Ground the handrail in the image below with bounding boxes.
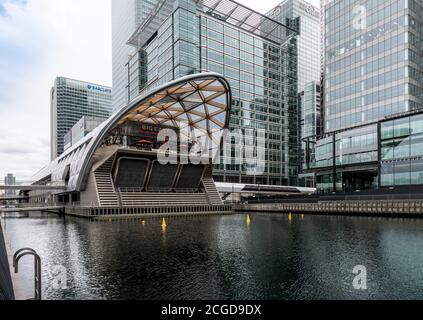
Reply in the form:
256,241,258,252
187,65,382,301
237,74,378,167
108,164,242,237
13,248,42,300
13,248,36,270
118,187,201,193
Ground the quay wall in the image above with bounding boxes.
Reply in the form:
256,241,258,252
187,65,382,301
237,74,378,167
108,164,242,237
65,204,233,219
0,222,14,300
235,200,423,218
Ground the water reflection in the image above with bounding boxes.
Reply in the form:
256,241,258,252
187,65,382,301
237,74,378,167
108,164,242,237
3,213,423,300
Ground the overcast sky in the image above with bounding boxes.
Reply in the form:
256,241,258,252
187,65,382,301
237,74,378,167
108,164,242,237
0,0,320,181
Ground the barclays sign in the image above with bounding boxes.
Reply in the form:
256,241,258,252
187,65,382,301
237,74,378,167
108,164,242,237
87,84,112,94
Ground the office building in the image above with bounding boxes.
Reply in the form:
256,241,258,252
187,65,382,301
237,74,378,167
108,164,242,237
268,0,322,187
299,81,322,187
312,0,423,193
269,0,321,92
112,0,159,111
63,116,107,151
4,174,16,197
121,0,299,186
50,77,112,160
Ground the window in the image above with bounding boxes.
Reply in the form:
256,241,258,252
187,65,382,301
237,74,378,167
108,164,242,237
394,118,410,137
411,114,423,135
394,162,411,186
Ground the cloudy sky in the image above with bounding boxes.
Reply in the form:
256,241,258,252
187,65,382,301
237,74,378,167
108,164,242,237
0,0,319,182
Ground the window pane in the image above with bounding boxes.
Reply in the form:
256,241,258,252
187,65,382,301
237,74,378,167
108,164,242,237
410,114,423,135
394,117,410,137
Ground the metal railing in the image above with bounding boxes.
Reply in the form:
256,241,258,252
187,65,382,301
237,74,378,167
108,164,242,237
67,200,221,208
238,200,423,216
119,188,201,194
64,201,109,208
13,248,42,300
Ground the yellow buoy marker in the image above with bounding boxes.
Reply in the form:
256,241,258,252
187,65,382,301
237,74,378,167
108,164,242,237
288,213,293,222
162,218,167,229
246,214,251,226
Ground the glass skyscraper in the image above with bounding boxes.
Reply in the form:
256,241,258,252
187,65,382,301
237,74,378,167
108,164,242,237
269,0,322,92
312,0,423,193
299,81,322,187
269,0,322,187
112,0,159,111
50,77,112,160
123,0,299,186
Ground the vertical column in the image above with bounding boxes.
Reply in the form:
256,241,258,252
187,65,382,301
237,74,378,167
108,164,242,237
332,133,337,192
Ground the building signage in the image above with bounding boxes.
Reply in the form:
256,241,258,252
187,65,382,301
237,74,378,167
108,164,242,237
299,1,319,18
267,1,319,20
268,5,282,20
87,84,112,94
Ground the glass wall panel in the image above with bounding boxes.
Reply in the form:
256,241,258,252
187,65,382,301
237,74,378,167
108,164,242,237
381,162,394,187
394,117,410,137
380,112,423,187
381,121,394,140
394,162,411,186
411,160,423,185
394,137,410,159
411,114,423,135
410,135,423,157
381,140,394,161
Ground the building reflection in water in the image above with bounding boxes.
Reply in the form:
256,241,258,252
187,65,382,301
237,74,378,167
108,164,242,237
4,213,423,300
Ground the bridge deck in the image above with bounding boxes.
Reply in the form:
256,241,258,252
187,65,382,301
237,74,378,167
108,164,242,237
0,185,66,191
0,196,28,201
0,206,64,213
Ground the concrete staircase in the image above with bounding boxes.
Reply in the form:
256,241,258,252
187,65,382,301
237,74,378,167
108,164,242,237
202,166,223,205
94,154,119,207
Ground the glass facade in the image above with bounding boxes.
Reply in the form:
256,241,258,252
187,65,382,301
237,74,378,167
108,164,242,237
128,50,148,102
50,77,112,160
299,82,322,186
381,113,423,187
314,124,379,193
335,125,378,167
314,0,423,193
323,0,423,133
126,0,299,186
112,0,159,111
270,0,322,187
201,14,298,185
270,0,322,92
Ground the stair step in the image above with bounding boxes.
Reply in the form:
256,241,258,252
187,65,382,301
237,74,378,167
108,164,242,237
94,153,119,207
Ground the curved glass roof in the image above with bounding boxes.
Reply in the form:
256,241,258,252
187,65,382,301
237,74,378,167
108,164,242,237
32,73,232,192
116,77,230,152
